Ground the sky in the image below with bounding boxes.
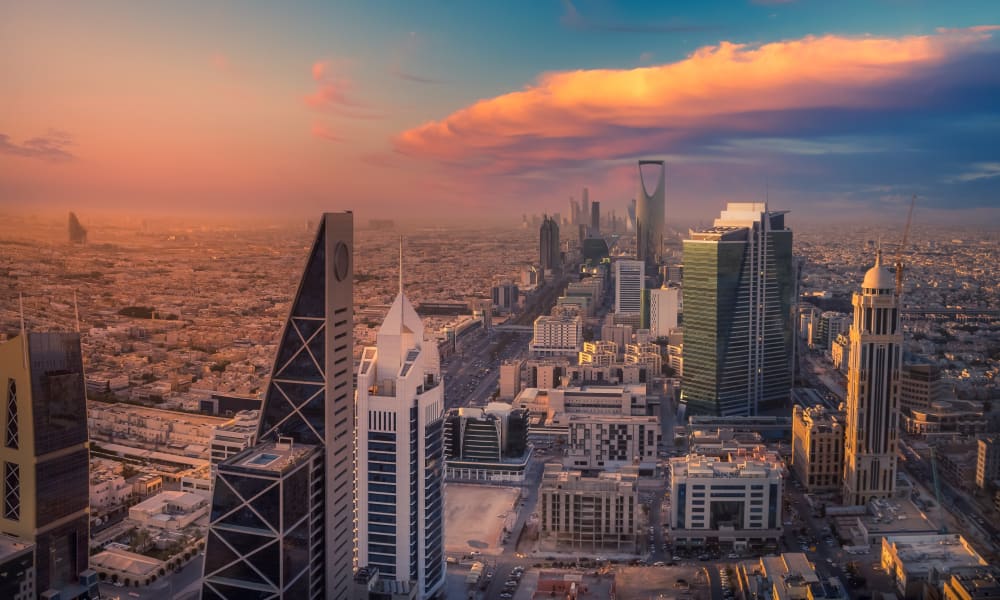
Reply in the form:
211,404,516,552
2,0,1000,225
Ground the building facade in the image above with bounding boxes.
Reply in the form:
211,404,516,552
681,203,794,416
0,332,96,599
563,414,660,470
202,212,355,600
843,251,903,506
614,260,644,317
791,405,845,493
900,362,946,414
975,436,1000,490
355,283,445,598
649,285,680,339
529,314,582,357
538,464,639,551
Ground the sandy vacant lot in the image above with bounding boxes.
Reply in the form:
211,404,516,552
445,484,520,556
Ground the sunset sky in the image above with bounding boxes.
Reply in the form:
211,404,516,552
3,0,999,224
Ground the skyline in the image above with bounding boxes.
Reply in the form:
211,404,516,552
3,1,1000,225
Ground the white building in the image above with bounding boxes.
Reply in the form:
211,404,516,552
530,313,583,357
539,464,639,551
669,449,784,549
515,384,647,417
128,490,208,531
564,414,660,470
208,410,258,471
649,285,680,339
356,285,446,598
614,260,644,316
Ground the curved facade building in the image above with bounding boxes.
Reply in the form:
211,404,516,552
636,160,665,266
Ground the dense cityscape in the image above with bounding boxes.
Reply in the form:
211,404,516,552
4,2,1000,600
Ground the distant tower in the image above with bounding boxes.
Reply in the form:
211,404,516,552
539,215,560,272
636,161,665,266
201,213,355,599
843,250,902,506
626,198,637,233
614,260,644,317
581,187,590,229
0,332,96,598
68,212,87,244
591,201,601,236
356,259,446,597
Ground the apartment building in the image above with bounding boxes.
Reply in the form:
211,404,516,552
564,414,660,470
530,313,583,357
792,405,845,492
538,464,639,551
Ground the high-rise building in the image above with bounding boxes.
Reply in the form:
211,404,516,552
791,405,845,493
681,202,794,416
491,281,519,313
626,198,636,232
0,332,97,599
499,360,524,400
201,212,355,599
843,250,902,506
591,201,601,236
614,259,644,317
636,160,665,266
355,276,445,597
539,215,560,273
976,436,1000,491
581,187,590,229
649,285,680,339
529,313,583,357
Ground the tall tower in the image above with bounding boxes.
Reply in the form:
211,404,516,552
0,332,96,598
636,160,665,266
614,259,644,316
843,250,902,506
591,201,601,236
680,203,794,416
356,260,446,597
202,212,355,599
539,215,560,273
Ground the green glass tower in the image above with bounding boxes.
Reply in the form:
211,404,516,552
681,203,794,416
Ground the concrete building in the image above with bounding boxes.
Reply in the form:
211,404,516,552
601,323,633,353
844,251,903,506
636,160,665,266
831,334,850,374
128,490,208,530
649,285,680,339
356,278,445,597
0,535,35,600
900,362,947,414
681,203,794,416
201,212,356,599
740,553,848,600
539,464,639,551
791,405,845,493
976,435,1000,490
943,569,1000,600
515,385,647,417
579,341,618,368
499,360,523,400
491,281,519,314
880,534,988,600
0,333,97,599
443,403,530,482
624,342,661,373
668,448,784,550
614,259,644,318
208,409,258,471
530,313,583,357
564,414,660,470
902,401,985,438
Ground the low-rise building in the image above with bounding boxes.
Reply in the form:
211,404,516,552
579,341,618,367
902,401,985,439
563,414,660,471
740,553,848,600
128,490,209,530
624,342,661,373
209,410,259,470
669,448,784,550
791,405,845,493
900,362,948,414
943,568,1000,600
89,547,164,588
539,464,639,551
881,534,989,600
515,385,647,417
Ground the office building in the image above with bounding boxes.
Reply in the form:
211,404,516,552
202,212,355,599
977,436,1000,490
515,384,647,417
529,313,582,357
0,535,35,600
791,405,845,493
355,275,445,598
900,362,946,414
443,403,529,482
681,202,794,416
538,464,639,551
491,281,519,313
539,215,560,273
208,410,258,472
843,250,902,506
881,534,988,600
614,259,644,317
499,360,523,400
668,448,784,549
564,414,660,470
944,569,1000,600
649,285,680,339
636,160,665,266
591,201,601,235
0,332,97,599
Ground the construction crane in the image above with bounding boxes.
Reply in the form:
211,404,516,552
894,195,916,295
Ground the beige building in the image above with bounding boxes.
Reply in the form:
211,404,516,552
578,341,618,367
900,362,947,413
563,414,660,470
791,405,845,492
831,334,850,373
538,464,639,551
976,436,1000,490
515,384,647,417
624,342,661,373
499,359,523,400
530,313,583,357
881,534,988,600
902,401,985,438
128,490,208,531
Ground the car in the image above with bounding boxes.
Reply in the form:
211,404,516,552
500,594,513,600
653,561,666,566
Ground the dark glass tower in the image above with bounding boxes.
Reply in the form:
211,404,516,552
202,212,354,600
539,215,560,272
0,332,95,599
681,204,793,416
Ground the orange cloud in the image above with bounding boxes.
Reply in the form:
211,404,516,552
395,27,998,170
310,121,342,142
304,59,381,119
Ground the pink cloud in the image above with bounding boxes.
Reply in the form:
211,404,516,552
304,59,381,119
394,27,998,172
310,121,342,142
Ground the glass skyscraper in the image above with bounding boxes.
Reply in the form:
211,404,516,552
681,203,794,416
202,212,355,599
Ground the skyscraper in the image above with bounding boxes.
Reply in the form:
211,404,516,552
843,250,902,506
591,201,601,236
614,259,644,316
355,265,445,597
0,332,96,599
681,203,794,416
539,215,560,272
581,187,590,229
636,160,665,266
202,212,355,599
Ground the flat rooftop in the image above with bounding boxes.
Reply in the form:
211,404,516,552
886,534,987,572
231,440,318,473
0,534,32,560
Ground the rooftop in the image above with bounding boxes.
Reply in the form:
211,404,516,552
885,533,987,573
0,534,32,561
231,439,318,473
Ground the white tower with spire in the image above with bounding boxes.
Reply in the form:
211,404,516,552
355,242,446,596
842,249,902,505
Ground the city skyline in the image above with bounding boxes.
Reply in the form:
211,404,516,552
3,1,1000,225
